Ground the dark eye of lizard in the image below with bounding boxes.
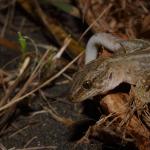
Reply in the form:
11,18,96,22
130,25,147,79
82,80,92,89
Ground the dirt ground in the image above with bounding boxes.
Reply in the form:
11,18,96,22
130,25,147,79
0,83,137,150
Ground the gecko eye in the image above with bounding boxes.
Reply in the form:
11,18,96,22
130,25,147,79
82,80,92,89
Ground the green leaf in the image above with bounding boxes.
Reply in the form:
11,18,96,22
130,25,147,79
18,32,27,54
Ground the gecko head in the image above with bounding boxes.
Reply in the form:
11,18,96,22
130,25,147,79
69,58,122,102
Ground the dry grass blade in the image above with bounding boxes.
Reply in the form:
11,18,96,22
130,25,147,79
9,125,30,138
15,145,57,150
23,136,38,148
53,37,71,60
0,143,7,150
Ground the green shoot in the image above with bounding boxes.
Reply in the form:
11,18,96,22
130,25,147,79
18,32,27,54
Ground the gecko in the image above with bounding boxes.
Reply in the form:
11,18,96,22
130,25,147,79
70,33,150,103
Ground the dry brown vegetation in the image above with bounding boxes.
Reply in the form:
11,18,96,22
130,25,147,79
0,0,149,149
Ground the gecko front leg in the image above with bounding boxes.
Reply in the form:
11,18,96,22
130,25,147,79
134,75,150,104
131,74,150,128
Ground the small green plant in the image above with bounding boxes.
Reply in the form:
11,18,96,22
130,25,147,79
18,32,27,54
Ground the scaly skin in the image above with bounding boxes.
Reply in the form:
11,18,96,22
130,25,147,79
70,33,150,102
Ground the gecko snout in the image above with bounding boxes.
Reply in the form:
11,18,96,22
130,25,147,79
68,95,76,102
68,93,81,102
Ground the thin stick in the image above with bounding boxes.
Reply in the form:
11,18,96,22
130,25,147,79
23,136,37,148
0,143,7,150
16,146,57,150
43,106,73,126
9,125,29,138
79,3,112,41
53,37,71,60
